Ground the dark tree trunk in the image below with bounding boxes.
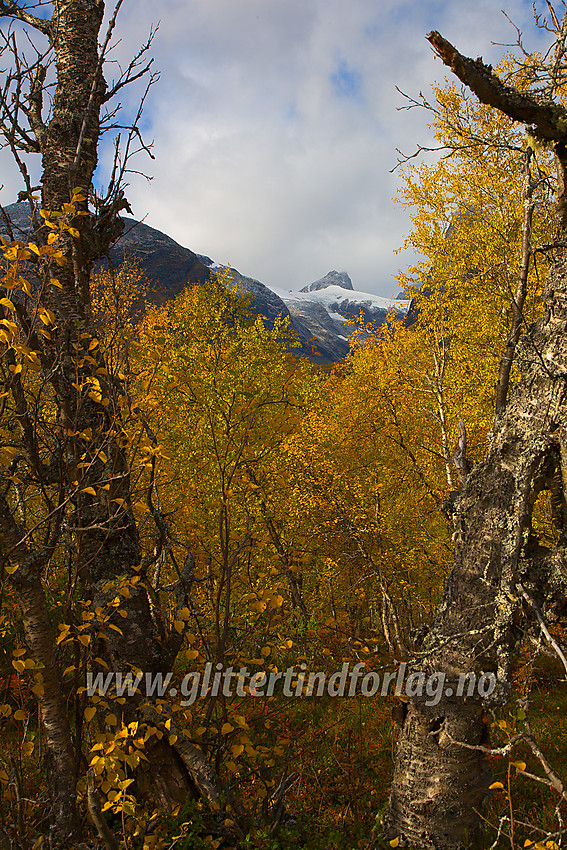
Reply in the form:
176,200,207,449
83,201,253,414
0,1,220,840
384,32,567,850
1,495,81,842
385,254,567,847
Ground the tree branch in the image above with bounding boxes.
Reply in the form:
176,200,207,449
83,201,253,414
0,1,51,35
495,147,536,414
427,30,567,144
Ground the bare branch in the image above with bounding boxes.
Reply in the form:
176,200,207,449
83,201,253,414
495,148,536,414
517,582,567,675
427,30,567,144
102,23,159,103
0,0,51,35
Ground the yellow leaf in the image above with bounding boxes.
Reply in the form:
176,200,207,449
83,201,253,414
173,620,185,633
0,446,19,465
489,782,504,790
81,487,97,495
221,723,234,735
22,741,34,756
13,709,26,721
512,761,527,772
12,659,25,673
39,308,55,326
84,706,97,722
389,839,400,848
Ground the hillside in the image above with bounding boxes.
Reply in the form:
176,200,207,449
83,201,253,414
1,202,409,361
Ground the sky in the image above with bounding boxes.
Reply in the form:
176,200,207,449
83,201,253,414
0,0,550,296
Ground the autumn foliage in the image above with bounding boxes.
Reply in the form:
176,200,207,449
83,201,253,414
0,68,566,850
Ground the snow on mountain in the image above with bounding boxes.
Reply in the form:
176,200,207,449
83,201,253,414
300,270,354,293
263,277,409,361
285,284,404,313
0,203,410,362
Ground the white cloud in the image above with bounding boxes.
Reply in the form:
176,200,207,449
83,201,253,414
0,0,548,295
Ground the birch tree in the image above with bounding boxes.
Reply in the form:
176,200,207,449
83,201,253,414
384,9,567,848
0,2,222,844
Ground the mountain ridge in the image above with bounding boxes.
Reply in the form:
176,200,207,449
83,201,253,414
0,202,409,362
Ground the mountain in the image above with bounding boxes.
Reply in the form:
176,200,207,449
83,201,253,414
195,255,296,331
0,202,410,362
283,284,406,332
0,203,293,335
300,270,354,293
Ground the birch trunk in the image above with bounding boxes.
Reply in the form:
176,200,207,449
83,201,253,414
384,29,567,849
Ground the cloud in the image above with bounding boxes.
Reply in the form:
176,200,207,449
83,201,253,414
0,0,548,295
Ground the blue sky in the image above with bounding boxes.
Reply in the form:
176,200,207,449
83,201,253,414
0,0,546,295
331,61,363,100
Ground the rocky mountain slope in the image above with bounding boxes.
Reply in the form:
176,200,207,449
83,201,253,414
282,281,407,353
1,202,409,362
300,270,354,293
